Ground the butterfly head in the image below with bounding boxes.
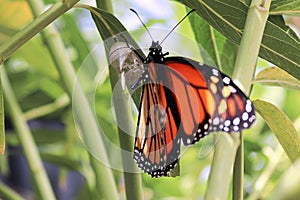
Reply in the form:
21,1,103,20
146,41,169,64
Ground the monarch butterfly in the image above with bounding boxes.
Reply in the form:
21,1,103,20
129,9,256,177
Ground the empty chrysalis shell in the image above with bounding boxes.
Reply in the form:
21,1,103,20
109,42,143,90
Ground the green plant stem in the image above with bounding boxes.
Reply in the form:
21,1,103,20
96,1,143,198
111,72,143,200
205,0,271,199
0,0,79,64
1,67,56,200
205,133,240,200
0,65,4,155
232,0,271,93
26,0,119,198
233,132,244,200
232,0,271,199
0,182,24,200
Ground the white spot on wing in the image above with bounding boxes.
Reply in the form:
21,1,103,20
242,112,249,121
212,69,219,76
233,126,239,131
229,85,237,93
213,118,220,125
223,77,230,85
224,120,231,127
233,117,240,125
224,127,230,132
246,103,252,113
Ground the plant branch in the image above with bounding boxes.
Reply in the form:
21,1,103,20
205,0,271,199
0,0,79,64
0,181,24,200
232,0,271,199
205,133,240,200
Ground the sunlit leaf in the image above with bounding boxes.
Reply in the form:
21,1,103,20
254,67,300,90
254,99,300,162
0,0,32,30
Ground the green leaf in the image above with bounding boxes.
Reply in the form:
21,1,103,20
270,0,300,16
254,99,300,162
13,37,59,80
178,0,300,81
254,67,300,90
188,13,238,75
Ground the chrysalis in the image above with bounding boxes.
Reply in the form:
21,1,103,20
109,42,143,90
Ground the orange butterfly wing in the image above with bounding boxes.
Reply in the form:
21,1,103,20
134,61,181,177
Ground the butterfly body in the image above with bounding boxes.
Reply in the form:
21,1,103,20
133,41,256,177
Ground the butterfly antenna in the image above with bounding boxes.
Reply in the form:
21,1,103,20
130,8,154,42
160,9,196,45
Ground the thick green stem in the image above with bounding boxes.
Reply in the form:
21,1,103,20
1,67,56,200
206,0,271,199
205,133,240,200
25,0,119,198
232,0,271,199
0,0,79,64
232,0,271,93
233,133,244,200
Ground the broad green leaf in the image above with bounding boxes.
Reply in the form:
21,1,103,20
188,13,238,75
270,0,300,16
178,0,300,81
254,99,300,162
254,67,300,90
